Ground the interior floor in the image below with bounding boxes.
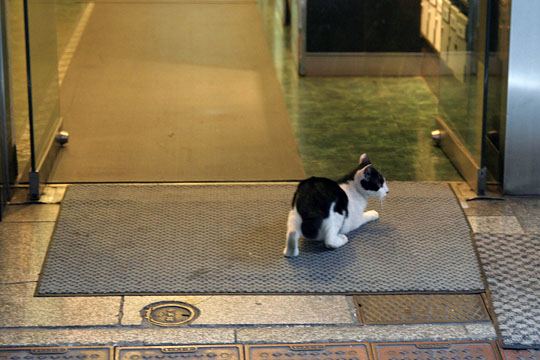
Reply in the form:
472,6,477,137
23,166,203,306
23,0,464,183
49,0,304,182
259,1,462,181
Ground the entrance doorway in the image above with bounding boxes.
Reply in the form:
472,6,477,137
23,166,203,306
1,0,503,198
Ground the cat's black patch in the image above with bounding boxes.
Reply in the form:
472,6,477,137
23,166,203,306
337,161,385,193
293,177,348,239
360,166,386,192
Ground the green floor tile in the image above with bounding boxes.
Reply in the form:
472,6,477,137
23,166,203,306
260,1,463,182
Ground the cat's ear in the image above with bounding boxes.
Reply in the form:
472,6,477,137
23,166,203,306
355,164,373,180
359,153,371,166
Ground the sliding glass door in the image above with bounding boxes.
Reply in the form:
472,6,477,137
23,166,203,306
5,0,62,199
436,0,494,195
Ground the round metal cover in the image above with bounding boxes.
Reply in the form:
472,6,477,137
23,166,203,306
141,301,199,326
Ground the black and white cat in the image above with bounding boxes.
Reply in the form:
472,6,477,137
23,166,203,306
284,153,388,257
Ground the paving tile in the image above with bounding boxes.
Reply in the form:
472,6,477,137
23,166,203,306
501,348,540,360
464,323,498,339
451,183,513,216
0,327,235,346
512,216,540,234
10,186,67,204
236,323,497,344
0,222,54,283
122,295,356,326
117,345,242,360
463,201,515,216
9,188,33,204
0,346,111,360
371,341,499,360
451,182,477,202
508,197,540,234
467,216,524,234
0,282,121,327
271,34,461,182
246,343,370,360
2,204,60,222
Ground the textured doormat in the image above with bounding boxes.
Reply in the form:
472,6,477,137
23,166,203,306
474,233,540,349
38,182,484,295
354,294,491,324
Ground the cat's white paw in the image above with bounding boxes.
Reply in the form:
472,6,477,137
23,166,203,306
283,247,299,257
325,234,348,249
364,210,379,222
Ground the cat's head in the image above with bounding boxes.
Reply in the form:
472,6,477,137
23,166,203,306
353,153,389,199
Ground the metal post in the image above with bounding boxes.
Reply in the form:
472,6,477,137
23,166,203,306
22,0,40,199
477,0,493,196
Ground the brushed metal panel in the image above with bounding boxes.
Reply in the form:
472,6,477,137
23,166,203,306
504,1,540,195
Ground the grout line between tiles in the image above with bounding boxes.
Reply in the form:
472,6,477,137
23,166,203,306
118,296,125,325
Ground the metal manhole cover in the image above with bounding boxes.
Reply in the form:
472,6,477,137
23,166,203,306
0,347,112,360
115,346,243,360
246,343,370,360
371,341,500,360
141,301,199,326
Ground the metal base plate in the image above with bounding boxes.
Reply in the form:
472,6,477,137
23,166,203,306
0,347,112,360
115,346,243,360
354,294,491,324
246,343,370,360
372,341,500,360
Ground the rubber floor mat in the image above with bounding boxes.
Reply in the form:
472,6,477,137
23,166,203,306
474,233,540,348
38,182,484,295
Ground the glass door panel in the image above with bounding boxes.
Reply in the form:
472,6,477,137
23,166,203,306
436,0,492,194
6,0,62,198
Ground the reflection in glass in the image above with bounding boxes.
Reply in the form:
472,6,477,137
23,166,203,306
5,0,30,177
25,0,61,171
436,0,484,164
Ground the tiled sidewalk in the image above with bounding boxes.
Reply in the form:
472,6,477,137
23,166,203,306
0,183,502,347
1,183,538,349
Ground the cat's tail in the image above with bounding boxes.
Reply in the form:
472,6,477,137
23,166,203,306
283,230,299,257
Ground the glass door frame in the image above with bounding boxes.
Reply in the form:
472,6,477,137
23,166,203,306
436,0,493,196
22,0,63,200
